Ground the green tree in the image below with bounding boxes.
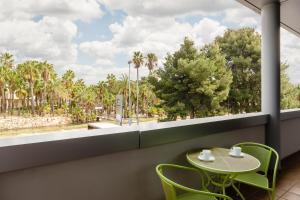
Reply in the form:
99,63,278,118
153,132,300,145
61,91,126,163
215,28,261,113
216,28,300,112
17,60,40,115
7,70,20,114
0,67,8,113
62,70,75,111
149,37,197,119
150,38,232,120
40,61,55,105
146,53,158,74
132,51,144,123
97,80,107,107
0,52,14,114
0,52,14,68
139,77,157,117
119,74,129,117
15,75,27,116
281,63,299,109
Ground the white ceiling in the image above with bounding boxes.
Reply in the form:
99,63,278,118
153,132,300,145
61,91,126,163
237,0,300,36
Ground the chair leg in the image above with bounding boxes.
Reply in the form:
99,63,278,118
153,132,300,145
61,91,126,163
232,183,246,200
236,182,241,196
270,190,275,200
264,190,275,200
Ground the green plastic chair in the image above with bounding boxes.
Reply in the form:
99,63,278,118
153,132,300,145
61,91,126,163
156,164,233,200
232,142,279,200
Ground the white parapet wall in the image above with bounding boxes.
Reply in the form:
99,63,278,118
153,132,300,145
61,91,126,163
0,113,267,200
280,109,300,158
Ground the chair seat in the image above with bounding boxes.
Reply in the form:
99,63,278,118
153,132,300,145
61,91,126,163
234,172,269,190
177,192,217,200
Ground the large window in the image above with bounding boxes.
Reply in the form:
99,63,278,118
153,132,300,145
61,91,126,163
0,0,299,137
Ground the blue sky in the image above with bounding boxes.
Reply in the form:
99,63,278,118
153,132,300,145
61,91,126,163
0,0,299,84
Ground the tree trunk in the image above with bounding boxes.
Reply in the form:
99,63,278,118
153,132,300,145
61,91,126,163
2,87,5,113
190,106,195,119
136,68,139,124
50,94,54,115
26,95,30,112
11,92,14,115
29,81,35,115
35,95,38,112
142,95,145,115
42,81,47,105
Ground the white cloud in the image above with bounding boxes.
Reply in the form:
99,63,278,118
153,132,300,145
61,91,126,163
64,64,130,85
223,7,260,27
0,0,104,22
192,18,227,45
0,0,105,77
4,0,300,86
80,16,227,72
80,41,119,64
0,17,78,67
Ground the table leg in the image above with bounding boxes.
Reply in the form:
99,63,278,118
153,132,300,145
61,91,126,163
201,172,246,200
221,174,231,200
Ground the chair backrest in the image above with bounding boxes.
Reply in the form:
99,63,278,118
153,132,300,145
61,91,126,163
156,165,177,200
235,142,278,176
156,164,233,200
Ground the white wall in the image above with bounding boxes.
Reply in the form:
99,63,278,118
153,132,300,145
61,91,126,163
281,118,300,158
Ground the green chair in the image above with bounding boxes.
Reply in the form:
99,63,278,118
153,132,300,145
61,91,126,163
156,164,233,200
232,142,279,200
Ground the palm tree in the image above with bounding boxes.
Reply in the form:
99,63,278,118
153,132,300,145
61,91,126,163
97,81,107,107
72,79,86,110
48,76,68,114
0,52,14,114
107,74,118,95
82,86,97,121
146,53,158,74
17,60,40,115
15,77,27,116
62,70,75,108
34,79,44,111
119,74,129,118
7,70,19,115
132,51,144,124
0,52,14,68
106,74,118,115
40,61,54,105
102,89,115,119
0,67,7,114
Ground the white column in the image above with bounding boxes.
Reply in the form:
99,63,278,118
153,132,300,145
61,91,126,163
261,2,281,153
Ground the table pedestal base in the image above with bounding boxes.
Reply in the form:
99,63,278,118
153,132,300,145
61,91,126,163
204,172,246,200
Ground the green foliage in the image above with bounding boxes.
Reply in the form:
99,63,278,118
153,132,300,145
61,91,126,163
86,112,97,122
215,28,261,113
150,38,232,119
215,28,299,112
148,106,157,117
281,63,299,109
71,106,85,124
132,51,144,69
1,27,300,124
146,53,158,73
41,104,51,115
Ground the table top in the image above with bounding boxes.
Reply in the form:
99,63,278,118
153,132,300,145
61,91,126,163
186,148,261,174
